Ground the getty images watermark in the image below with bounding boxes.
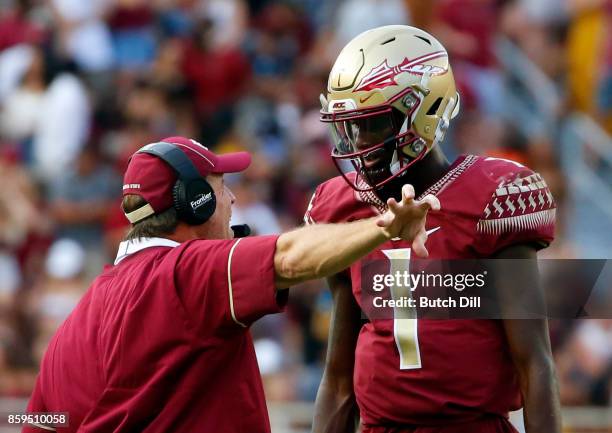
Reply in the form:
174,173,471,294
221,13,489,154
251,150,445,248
371,269,487,309
360,258,612,320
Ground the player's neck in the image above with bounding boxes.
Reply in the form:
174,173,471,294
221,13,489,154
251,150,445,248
376,147,450,202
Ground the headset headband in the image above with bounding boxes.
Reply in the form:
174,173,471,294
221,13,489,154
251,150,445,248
138,141,203,183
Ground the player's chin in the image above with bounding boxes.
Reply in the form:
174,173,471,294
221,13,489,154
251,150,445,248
362,165,391,187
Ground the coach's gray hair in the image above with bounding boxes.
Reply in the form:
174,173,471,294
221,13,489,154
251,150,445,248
122,195,179,240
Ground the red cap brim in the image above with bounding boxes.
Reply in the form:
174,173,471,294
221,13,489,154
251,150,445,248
212,151,251,174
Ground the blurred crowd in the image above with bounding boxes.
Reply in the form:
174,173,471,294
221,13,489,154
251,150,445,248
0,0,611,409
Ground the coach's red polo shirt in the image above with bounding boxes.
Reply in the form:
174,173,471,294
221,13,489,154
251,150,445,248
25,235,285,433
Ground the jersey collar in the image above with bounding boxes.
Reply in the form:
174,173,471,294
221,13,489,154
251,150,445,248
354,154,477,211
114,237,180,265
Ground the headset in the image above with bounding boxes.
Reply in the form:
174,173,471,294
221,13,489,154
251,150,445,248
138,141,217,226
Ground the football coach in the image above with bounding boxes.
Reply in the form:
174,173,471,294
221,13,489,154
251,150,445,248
23,136,439,433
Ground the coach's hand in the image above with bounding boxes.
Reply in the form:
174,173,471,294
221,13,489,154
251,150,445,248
377,184,440,258
274,184,440,287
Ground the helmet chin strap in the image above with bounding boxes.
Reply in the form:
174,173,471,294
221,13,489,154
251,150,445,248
390,137,427,175
390,93,427,175
390,150,403,175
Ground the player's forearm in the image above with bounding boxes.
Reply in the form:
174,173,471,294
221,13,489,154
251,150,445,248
312,377,359,433
274,218,387,287
520,355,562,433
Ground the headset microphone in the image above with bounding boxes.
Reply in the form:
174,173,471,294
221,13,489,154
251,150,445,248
231,224,251,238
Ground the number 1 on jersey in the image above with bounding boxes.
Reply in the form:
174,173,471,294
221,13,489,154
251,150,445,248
382,248,422,370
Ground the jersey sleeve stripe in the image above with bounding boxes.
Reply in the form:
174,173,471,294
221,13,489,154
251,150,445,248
227,238,247,328
477,208,556,235
304,191,317,225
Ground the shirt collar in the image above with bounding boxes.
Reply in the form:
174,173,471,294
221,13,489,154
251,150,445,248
114,237,180,265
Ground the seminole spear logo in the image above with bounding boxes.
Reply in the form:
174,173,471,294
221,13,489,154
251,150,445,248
354,51,448,93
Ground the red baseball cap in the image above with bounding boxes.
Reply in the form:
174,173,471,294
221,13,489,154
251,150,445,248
122,136,251,222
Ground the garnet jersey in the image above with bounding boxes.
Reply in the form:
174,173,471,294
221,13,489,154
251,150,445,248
305,155,556,426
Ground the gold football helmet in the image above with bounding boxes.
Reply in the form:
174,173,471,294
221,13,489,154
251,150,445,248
321,25,460,191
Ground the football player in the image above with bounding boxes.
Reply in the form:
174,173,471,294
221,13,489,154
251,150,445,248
306,25,562,433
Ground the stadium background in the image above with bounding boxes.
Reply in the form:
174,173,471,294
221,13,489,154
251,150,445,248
0,0,610,431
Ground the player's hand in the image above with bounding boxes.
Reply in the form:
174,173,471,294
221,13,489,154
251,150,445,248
376,184,440,257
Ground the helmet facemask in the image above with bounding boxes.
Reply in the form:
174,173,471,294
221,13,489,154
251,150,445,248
322,87,429,192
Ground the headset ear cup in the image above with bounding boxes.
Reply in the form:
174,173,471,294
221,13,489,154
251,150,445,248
190,179,216,224
172,180,190,222
174,179,216,225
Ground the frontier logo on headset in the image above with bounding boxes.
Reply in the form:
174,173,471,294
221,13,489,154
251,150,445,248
191,192,213,211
